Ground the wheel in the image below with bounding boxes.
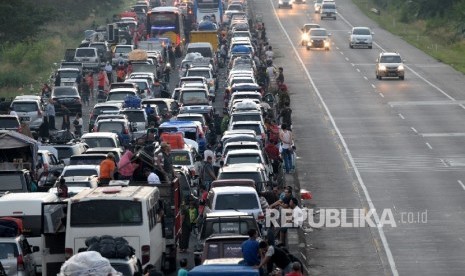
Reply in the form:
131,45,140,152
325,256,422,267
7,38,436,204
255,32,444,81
325,47,329,51
399,76,405,80
368,45,372,49
278,5,281,8
306,46,310,50
349,44,353,49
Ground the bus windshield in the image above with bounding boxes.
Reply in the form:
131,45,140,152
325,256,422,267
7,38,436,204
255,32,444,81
71,200,143,226
149,13,177,27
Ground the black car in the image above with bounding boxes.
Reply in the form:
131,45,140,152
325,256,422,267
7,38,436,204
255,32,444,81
51,86,82,114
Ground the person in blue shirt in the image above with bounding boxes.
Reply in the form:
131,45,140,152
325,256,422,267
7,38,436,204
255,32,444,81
241,229,261,266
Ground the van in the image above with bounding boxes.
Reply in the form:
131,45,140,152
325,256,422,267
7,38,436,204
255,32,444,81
74,47,101,72
320,2,337,20
186,42,216,71
206,186,264,222
0,192,60,274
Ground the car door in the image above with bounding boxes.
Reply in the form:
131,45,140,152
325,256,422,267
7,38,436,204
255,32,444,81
19,238,36,275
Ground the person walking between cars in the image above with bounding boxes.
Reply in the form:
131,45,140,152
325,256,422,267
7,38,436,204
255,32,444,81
241,229,261,267
46,98,56,130
154,142,175,181
99,152,116,186
201,156,216,191
278,102,292,128
255,241,292,275
118,148,139,181
179,203,191,253
72,113,83,138
104,62,113,84
98,68,109,91
61,105,71,130
86,72,95,99
78,78,90,106
279,124,293,174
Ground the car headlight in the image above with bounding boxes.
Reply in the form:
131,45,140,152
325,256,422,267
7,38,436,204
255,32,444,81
302,33,309,41
324,40,330,47
379,65,386,71
398,65,404,71
279,0,283,4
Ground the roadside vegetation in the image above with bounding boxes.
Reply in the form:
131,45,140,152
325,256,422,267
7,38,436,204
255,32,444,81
0,0,131,97
352,0,465,73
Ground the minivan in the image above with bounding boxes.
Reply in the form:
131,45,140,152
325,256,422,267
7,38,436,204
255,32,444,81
10,96,44,132
74,47,100,72
320,2,337,20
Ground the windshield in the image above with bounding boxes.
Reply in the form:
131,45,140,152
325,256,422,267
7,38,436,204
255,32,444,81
0,174,23,191
12,102,38,112
59,71,79,78
81,137,116,148
353,28,371,35
63,169,98,177
70,156,104,165
121,111,145,122
171,151,191,166
231,113,262,122
115,47,133,54
176,117,204,125
66,181,93,187
180,92,209,105
54,88,78,97
187,70,211,79
186,47,212,58
98,122,124,133
202,220,253,239
232,124,261,134
310,29,327,36
380,55,402,63
108,92,135,101
56,147,75,159
71,200,142,226
226,154,261,164
0,242,19,258
215,193,259,210
218,172,263,183
304,25,319,32
76,48,96,57
92,107,120,119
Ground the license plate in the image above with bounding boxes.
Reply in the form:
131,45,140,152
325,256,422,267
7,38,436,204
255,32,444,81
20,117,30,122
388,73,397,77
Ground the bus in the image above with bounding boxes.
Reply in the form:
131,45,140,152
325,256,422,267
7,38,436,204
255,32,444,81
147,7,186,57
194,0,224,25
64,186,165,270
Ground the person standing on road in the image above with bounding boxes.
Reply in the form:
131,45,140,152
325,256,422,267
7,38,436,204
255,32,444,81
241,229,261,267
61,105,71,130
97,68,109,91
278,102,292,128
99,152,116,186
72,113,83,138
201,156,216,191
86,73,94,99
118,148,139,181
104,62,113,84
46,99,56,130
279,124,293,174
179,203,191,253
255,241,292,275
78,78,90,106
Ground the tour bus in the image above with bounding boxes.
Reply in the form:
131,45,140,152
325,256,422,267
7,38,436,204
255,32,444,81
0,192,60,274
63,186,164,270
194,0,224,25
147,7,186,57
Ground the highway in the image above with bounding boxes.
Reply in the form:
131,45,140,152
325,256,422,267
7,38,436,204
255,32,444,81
255,0,465,275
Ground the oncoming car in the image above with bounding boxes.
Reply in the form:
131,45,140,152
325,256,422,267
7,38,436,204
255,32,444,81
301,23,320,46
349,27,374,49
375,52,405,80
307,28,331,51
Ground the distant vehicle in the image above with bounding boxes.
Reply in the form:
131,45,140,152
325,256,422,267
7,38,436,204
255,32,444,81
56,68,80,87
349,27,374,49
375,52,405,80
320,1,337,20
51,86,82,114
112,44,135,66
301,23,320,46
74,47,100,72
306,28,331,50
80,132,122,149
0,234,38,276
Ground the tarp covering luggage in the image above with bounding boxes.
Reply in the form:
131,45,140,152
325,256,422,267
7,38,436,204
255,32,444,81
85,236,136,259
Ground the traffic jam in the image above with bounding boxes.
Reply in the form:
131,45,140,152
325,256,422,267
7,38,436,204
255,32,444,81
0,0,306,275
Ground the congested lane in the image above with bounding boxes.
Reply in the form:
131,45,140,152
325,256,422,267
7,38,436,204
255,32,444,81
258,0,465,274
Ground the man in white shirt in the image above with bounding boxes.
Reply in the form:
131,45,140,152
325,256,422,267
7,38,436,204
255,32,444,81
145,168,161,185
290,197,304,227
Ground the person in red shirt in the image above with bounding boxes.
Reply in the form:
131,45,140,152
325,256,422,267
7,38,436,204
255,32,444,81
99,153,116,186
86,73,94,99
285,262,303,276
97,68,108,91
196,185,208,230
265,139,281,178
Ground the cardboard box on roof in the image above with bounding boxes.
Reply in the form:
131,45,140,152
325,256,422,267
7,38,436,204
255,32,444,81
128,49,148,61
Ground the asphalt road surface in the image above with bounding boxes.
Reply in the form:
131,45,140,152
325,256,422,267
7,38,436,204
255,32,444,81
255,0,465,275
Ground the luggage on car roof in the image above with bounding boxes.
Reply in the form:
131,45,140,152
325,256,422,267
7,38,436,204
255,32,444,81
161,132,185,149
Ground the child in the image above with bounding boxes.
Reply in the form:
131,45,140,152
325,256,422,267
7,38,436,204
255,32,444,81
177,258,188,276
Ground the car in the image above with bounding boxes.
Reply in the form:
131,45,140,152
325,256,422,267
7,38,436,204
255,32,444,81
48,175,99,197
349,27,374,49
217,163,270,192
223,149,273,177
37,149,64,177
51,86,82,114
314,0,323,13
109,82,138,91
320,1,337,20
80,132,122,149
0,115,22,133
0,235,39,276
119,108,149,139
89,102,124,132
141,98,179,121
56,68,81,87
222,140,262,158
301,23,321,46
92,114,128,132
84,147,124,163
112,44,135,66
375,52,405,80
10,95,44,132
106,88,138,104
171,144,199,177
74,47,100,72
307,27,331,50
60,164,100,178
94,119,134,146
175,113,208,133
179,87,211,107
231,30,252,40
124,78,151,99
185,67,217,96
278,0,293,8
69,153,107,166
89,41,112,63
39,142,89,165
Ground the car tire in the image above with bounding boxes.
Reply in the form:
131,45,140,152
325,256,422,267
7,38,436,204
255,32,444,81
325,47,329,51
368,45,372,49
349,44,353,49
400,76,405,80
306,46,310,50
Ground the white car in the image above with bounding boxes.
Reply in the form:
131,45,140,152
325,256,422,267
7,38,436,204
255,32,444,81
349,27,374,49
61,164,100,178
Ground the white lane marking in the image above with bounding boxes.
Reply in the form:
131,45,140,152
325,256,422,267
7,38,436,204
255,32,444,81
345,57,350,61
439,159,448,167
398,113,405,119
458,180,465,190
338,13,458,104
379,93,384,98
356,68,360,73
425,142,433,149
351,63,355,67
411,127,418,134
371,84,376,88
340,51,344,55
421,133,465,137
388,100,465,107
363,76,368,81
268,1,399,275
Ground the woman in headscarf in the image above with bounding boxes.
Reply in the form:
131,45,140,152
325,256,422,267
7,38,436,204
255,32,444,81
117,148,139,181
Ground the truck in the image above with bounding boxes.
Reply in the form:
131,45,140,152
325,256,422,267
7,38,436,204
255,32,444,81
190,31,219,52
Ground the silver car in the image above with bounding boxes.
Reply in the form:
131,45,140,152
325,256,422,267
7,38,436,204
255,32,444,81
0,235,38,276
10,95,44,132
349,27,374,49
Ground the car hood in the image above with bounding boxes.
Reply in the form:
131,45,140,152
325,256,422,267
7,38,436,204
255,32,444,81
310,35,329,40
351,34,372,40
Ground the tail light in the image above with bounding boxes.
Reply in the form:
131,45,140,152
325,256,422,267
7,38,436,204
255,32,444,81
65,248,73,259
17,254,25,271
44,163,49,172
141,245,150,265
17,125,22,133
257,212,265,223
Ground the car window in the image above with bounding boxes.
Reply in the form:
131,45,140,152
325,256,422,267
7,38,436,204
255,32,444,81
122,111,145,122
11,102,38,112
0,118,20,128
218,172,263,183
116,47,133,54
108,92,135,101
232,124,261,134
98,122,124,133
76,48,96,57
186,47,212,58
0,174,24,191
63,169,98,177
53,88,78,97
0,242,19,258
353,28,371,35
310,29,327,36
181,92,209,104
215,193,259,210
380,55,401,63
231,114,262,122
81,137,116,148
59,71,80,78
56,147,76,159
187,70,211,79
226,155,261,164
